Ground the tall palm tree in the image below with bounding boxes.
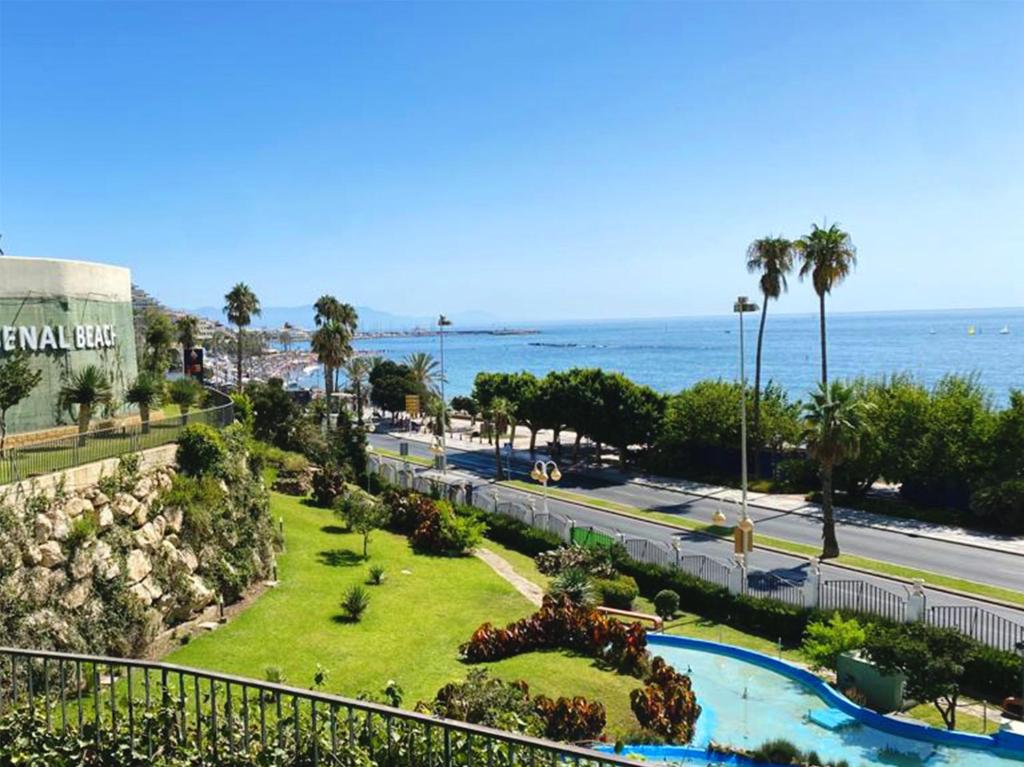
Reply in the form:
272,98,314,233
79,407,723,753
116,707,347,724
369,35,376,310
223,283,261,390
59,365,114,443
405,352,441,395
746,236,795,448
125,372,164,434
802,381,869,559
796,223,857,386
311,320,352,399
175,314,200,352
487,397,514,480
342,356,370,423
313,296,358,392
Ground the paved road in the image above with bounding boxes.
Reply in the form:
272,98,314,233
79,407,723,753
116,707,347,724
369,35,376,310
367,431,1024,628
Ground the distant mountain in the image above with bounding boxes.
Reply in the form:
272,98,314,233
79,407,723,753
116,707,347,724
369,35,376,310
187,304,502,332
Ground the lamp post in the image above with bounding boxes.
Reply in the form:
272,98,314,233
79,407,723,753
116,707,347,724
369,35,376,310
733,296,759,524
365,444,373,493
438,314,452,474
530,460,561,515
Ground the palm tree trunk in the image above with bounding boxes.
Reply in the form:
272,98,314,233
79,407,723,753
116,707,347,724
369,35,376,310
77,404,91,447
181,405,190,426
494,439,502,480
820,463,840,558
140,405,150,435
572,432,582,460
529,427,538,457
752,299,768,479
819,292,828,386
236,327,244,391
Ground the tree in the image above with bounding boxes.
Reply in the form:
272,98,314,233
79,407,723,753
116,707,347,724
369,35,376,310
450,395,479,425
313,295,358,394
141,309,177,375
0,351,42,452
223,283,261,390
746,237,794,459
311,320,352,400
405,352,441,395
58,365,114,443
175,314,200,352
247,378,300,449
486,397,514,479
802,380,870,558
342,356,371,423
865,623,975,729
586,373,664,464
167,377,203,423
341,494,389,558
125,372,164,434
368,360,423,417
801,612,866,672
796,223,857,386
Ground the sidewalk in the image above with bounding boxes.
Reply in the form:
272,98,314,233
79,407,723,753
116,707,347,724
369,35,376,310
382,423,1024,558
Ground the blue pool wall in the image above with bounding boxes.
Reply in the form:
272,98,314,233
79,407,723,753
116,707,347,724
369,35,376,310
646,634,1024,756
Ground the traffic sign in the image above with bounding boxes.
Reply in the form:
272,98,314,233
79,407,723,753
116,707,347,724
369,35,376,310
405,394,421,416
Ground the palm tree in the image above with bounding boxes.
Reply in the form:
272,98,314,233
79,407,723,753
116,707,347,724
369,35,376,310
487,397,514,480
802,381,869,558
175,315,200,352
311,320,351,400
342,357,370,423
125,373,164,434
59,365,114,444
223,283,261,390
313,296,358,393
746,237,795,450
167,377,203,424
405,352,440,394
796,223,857,386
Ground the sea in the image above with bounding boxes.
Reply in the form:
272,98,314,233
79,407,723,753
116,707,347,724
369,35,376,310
296,308,1023,407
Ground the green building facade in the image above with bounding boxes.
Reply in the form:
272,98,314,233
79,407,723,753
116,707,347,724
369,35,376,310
0,257,139,436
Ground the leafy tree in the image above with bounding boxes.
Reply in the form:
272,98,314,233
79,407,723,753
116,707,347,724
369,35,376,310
175,314,200,351
369,360,423,416
802,380,870,558
450,395,478,424
588,373,664,464
342,356,371,423
58,365,114,442
223,282,261,390
801,612,866,672
865,623,976,729
125,372,164,433
141,308,177,375
247,377,300,449
0,350,42,451
339,494,389,558
796,223,857,386
989,390,1024,482
486,396,514,479
746,236,794,462
167,377,204,423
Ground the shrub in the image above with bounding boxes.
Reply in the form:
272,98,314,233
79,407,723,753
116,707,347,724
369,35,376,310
970,479,1024,532
653,589,680,619
629,656,701,744
594,575,639,610
533,694,606,741
177,423,227,476
367,564,386,585
312,464,346,508
230,392,255,428
426,669,544,737
65,513,98,553
463,506,562,555
802,613,867,672
536,545,618,578
548,568,595,607
341,585,370,621
772,457,819,492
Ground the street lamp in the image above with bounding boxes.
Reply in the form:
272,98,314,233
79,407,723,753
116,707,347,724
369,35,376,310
733,296,759,526
366,444,374,493
530,460,561,515
438,314,452,474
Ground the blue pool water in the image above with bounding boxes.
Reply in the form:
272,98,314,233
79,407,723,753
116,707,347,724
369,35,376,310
615,637,1024,767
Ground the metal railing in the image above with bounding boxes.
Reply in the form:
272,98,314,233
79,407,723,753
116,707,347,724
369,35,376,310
746,571,805,608
818,579,907,623
0,392,234,486
0,647,634,767
926,605,1024,653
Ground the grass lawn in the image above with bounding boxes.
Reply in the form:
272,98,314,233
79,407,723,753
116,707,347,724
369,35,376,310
503,480,1024,608
167,490,647,735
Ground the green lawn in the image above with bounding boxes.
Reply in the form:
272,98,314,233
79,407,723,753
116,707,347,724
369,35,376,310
167,490,647,735
503,480,1024,608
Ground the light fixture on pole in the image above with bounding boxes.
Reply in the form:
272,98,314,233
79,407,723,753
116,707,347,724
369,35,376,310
438,314,452,474
733,296,759,526
530,460,561,515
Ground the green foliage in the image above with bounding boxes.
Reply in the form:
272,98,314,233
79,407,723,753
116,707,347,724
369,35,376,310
535,544,618,578
369,360,426,414
167,377,203,415
772,457,819,492
653,589,680,619
141,308,178,375
426,669,545,737
65,513,99,554
449,395,478,419
593,575,639,610
312,464,347,508
338,494,389,558
0,350,43,448
801,613,867,671
548,568,595,606
629,656,701,744
341,584,370,621
970,479,1024,532
229,391,255,428
865,622,977,729
176,423,227,476
467,507,563,556
367,564,386,585
246,378,300,449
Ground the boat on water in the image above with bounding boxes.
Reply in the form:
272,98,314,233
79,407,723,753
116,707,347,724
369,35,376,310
1000,325,1010,335
968,325,976,336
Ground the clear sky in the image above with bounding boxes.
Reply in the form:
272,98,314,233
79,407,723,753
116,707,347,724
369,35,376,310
1,1,1021,321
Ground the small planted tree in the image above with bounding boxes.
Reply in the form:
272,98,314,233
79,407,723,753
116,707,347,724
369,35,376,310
341,495,389,559
341,584,370,621
0,350,42,452
168,377,204,424
801,612,866,672
59,365,114,444
125,372,164,434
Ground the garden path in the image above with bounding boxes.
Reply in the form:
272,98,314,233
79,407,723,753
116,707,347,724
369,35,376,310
474,547,544,607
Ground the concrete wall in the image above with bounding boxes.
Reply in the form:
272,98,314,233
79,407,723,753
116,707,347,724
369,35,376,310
0,257,139,435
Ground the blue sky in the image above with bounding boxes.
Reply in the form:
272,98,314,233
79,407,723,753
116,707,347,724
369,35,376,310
1,1,1021,321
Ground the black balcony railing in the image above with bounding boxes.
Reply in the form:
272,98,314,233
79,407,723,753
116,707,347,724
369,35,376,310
0,647,635,767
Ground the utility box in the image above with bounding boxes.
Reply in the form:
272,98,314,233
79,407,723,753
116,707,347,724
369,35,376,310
836,651,906,713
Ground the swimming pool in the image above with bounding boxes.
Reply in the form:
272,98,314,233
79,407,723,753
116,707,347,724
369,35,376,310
610,636,1024,767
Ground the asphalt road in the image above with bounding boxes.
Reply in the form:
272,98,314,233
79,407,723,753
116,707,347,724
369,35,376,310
367,431,1024,629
